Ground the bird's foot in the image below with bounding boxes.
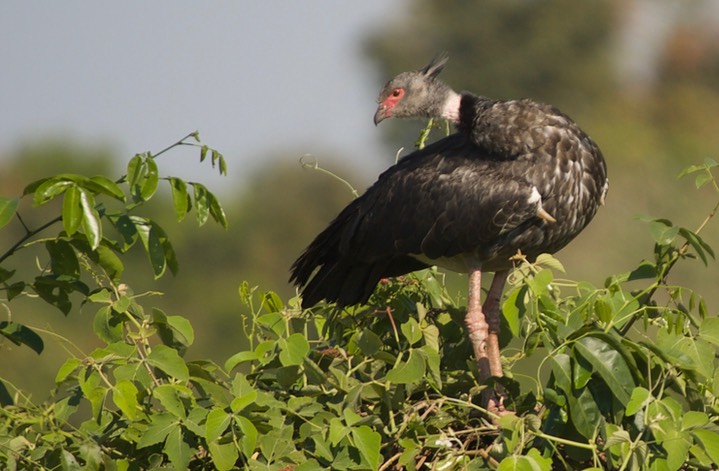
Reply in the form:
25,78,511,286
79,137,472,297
480,385,509,422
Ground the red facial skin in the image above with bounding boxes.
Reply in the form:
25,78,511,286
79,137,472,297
374,88,405,125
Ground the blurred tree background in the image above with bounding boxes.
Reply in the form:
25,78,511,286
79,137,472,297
2,0,719,399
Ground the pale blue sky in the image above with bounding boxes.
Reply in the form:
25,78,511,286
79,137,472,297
0,2,401,186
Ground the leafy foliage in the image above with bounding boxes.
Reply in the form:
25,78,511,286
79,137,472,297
1,136,718,469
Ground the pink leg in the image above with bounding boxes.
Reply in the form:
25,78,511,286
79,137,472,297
464,269,508,416
485,270,508,379
465,269,490,381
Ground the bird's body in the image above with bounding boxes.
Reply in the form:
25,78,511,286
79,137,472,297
291,93,607,307
290,54,607,412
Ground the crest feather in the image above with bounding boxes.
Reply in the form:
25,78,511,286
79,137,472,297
420,52,449,79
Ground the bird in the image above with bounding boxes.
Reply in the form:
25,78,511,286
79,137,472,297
290,53,608,412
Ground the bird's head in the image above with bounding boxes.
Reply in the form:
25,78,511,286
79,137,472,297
374,52,456,125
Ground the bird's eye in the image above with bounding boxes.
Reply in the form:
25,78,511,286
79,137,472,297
392,89,402,97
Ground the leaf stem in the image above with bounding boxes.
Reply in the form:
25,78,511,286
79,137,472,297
299,154,359,198
620,192,719,336
0,215,62,265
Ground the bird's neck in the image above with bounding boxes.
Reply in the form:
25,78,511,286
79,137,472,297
457,93,495,135
440,90,462,124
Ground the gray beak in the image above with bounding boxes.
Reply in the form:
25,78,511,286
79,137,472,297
373,105,388,126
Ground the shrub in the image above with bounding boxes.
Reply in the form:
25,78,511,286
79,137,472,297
1,133,718,470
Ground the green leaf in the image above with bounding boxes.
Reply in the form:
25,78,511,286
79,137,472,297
127,153,159,202
112,380,140,420
663,430,690,471
502,287,523,337
224,350,259,371
78,367,106,419
218,153,228,176
235,415,258,458
79,189,102,250
527,268,553,296
569,385,602,440
110,295,131,314
153,384,188,419
648,219,678,246
93,306,123,343
604,428,631,449
61,185,83,236
146,345,189,381
678,164,705,178
400,317,422,345
134,218,167,278
295,460,322,471
60,449,81,470
33,178,72,205
0,266,14,284
6,281,24,301
127,154,144,187
418,345,442,388
164,423,193,470
138,413,177,448
208,441,239,471
254,340,278,366
261,290,284,313
78,442,102,470
693,429,719,464
141,157,159,200
168,177,190,222
112,214,138,250
535,253,565,272
0,321,44,354
549,353,572,393
46,239,80,279
0,380,12,406
573,354,592,389
329,417,349,446
0,196,19,229
278,333,310,366
574,335,634,405
627,261,657,281
230,389,258,413
679,227,715,265
206,189,228,228
674,336,715,379
205,408,232,443
698,317,719,347
151,221,178,276
551,354,601,439
355,329,383,356
89,175,125,201
32,276,74,314
625,387,651,416
594,296,613,325
682,411,709,430
192,183,210,226
96,244,124,282
351,425,381,470
497,448,553,471
55,358,82,384
23,176,50,196
695,172,713,189
153,309,195,348
422,324,440,353
386,350,425,384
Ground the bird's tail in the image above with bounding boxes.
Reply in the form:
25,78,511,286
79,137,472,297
290,204,427,308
